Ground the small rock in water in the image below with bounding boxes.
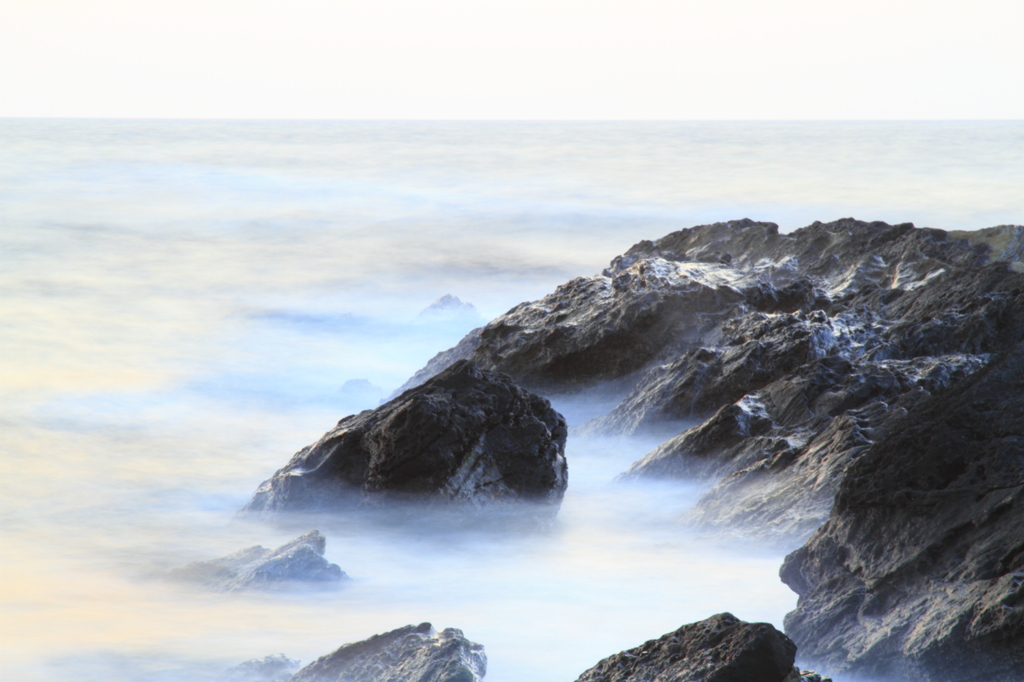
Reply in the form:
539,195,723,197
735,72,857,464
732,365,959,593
168,530,348,592
419,294,480,318
290,622,485,682
573,612,796,682
242,360,567,513
222,654,300,682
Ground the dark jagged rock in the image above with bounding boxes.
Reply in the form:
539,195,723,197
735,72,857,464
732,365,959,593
572,613,796,682
403,218,1005,396
167,531,347,592
243,360,567,513
371,218,1024,682
290,623,485,682
611,224,1024,541
948,224,1024,265
779,338,1024,682
389,219,1024,541
222,654,301,682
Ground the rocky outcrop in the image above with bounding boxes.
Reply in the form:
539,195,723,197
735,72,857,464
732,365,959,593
168,531,347,592
243,360,567,513
290,623,485,682
948,224,1024,266
388,219,1023,541
371,219,1024,680
610,223,1024,541
404,219,998,395
573,613,797,682
779,337,1024,682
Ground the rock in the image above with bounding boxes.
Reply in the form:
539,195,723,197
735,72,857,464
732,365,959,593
383,219,1024,541
403,218,993,395
289,623,485,682
167,530,348,592
222,654,301,682
948,224,1024,266
419,294,482,320
779,337,1024,681
572,612,796,682
243,360,567,513
611,225,1023,541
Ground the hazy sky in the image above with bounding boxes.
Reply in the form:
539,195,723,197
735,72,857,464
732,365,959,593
2,0,1022,119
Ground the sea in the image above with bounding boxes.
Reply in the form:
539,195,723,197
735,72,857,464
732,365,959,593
2,120,1023,682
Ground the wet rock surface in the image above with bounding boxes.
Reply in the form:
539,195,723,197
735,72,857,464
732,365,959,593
168,531,347,592
779,338,1024,682
604,222,1024,540
573,612,796,682
406,218,1019,394
391,221,1024,540
290,623,485,682
244,360,567,513
383,218,1024,682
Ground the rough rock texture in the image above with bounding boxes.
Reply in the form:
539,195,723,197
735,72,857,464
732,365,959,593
244,360,567,513
949,224,1024,265
779,337,1024,682
393,219,1024,540
404,219,1021,394
290,623,485,682
168,531,347,592
222,654,301,682
573,613,796,682
606,221,1024,540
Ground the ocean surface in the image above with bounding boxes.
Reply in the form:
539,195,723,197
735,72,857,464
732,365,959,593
2,120,1023,682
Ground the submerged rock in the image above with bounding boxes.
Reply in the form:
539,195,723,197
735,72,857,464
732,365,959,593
243,360,567,513
419,294,482,320
168,530,347,591
222,654,301,682
779,338,1024,682
573,613,796,682
290,623,485,682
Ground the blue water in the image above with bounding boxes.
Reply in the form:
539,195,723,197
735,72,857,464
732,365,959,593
1,120,1022,682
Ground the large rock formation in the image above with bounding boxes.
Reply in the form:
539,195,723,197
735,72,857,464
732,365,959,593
168,530,347,592
605,221,1024,540
779,337,1024,682
572,613,797,682
391,220,1024,541
243,360,567,513
290,623,485,682
403,219,1023,396
374,219,1024,681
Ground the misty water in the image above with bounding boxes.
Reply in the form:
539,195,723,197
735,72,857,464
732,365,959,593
3,120,1024,682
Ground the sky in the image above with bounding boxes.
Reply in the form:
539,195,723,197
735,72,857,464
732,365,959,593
1,0,1022,120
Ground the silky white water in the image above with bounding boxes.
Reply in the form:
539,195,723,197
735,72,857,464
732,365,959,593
2,120,1023,682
